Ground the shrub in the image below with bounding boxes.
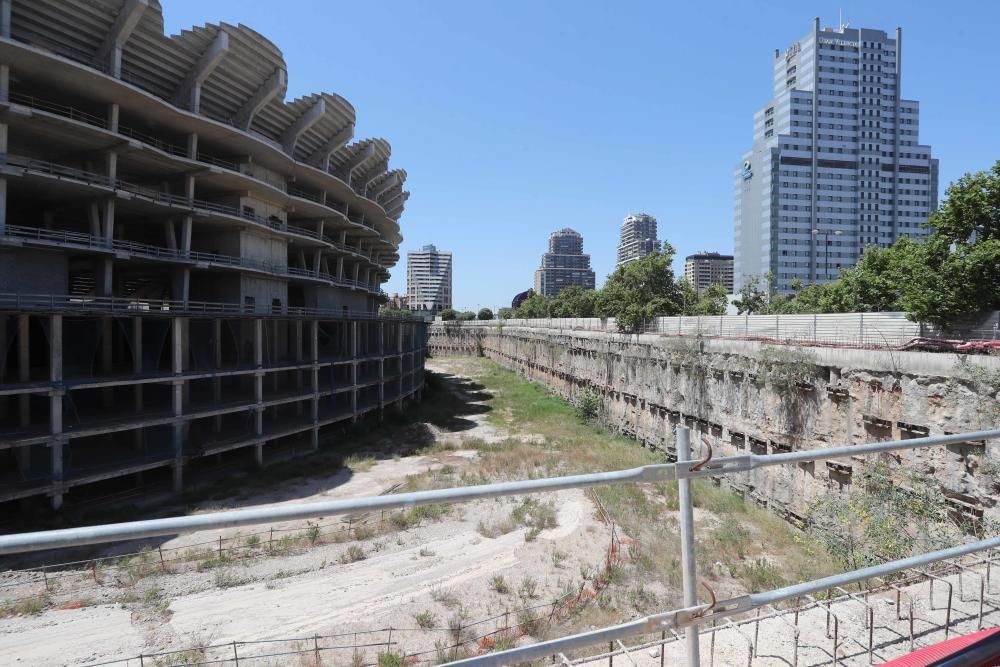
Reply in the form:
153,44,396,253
477,308,494,321
339,545,366,564
414,610,438,629
489,574,510,595
574,388,602,422
517,576,539,601
378,651,404,667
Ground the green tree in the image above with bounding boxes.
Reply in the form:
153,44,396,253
514,293,551,318
456,310,477,321
439,308,458,321
926,160,1000,244
497,307,514,319
732,274,769,315
477,307,494,320
549,286,598,317
379,307,412,318
596,248,683,332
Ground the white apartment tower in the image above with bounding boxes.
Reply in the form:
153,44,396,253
407,244,452,311
734,19,938,292
616,213,661,266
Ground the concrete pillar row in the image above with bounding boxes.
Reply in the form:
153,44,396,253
49,314,63,510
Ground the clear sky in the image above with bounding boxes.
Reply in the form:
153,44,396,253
162,1,999,312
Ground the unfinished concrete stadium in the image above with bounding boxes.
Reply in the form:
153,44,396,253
0,0,425,512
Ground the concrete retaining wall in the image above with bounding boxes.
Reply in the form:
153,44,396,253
429,323,1000,525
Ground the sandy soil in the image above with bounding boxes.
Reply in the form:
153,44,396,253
0,360,613,666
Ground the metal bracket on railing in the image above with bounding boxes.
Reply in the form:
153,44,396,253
691,594,754,626
676,454,752,479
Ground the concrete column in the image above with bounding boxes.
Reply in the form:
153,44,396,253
132,317,144,452
0,177,6,236
309,320,319,450
213,318,222,432
313,249,322,273
180,216,192,254
187,133,198,160
316,219,325,239
96,259,113,297
0,317,6,421
254,319,264,465
17,314,29,427
0,63,8,103
49,315,63,511
104,153,117,183
172,268,190,304
107,103,119,133
0,0,11,39
164,218,177,249
100,317,113,407
171,317,186,493
350,321,358,422
378,322,385,422
353,264,360,283
89,202,101,238
185,174,196,201
339,230,347,245
336,257,344,280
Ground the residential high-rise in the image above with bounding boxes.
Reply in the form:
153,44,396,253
616,213,661,266
685,253,735,294
734,19,938,293
534,228,596,298
407,245,452,311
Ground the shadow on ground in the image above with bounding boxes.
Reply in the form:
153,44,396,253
1,368,493,568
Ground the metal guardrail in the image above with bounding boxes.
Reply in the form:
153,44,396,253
0,293,406,321
0,225,385,295
1,428,999,666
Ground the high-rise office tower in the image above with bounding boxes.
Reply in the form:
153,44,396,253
407,245,452,311
734,18,938,292
534,228,596,298
616,213,661,266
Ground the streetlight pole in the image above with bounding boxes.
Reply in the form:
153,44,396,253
812,229,843,283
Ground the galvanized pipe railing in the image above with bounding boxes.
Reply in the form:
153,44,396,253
1,427,999,666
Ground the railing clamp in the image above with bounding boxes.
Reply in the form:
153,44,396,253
676,454,752,479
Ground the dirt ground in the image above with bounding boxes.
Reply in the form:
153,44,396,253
0,360,615,666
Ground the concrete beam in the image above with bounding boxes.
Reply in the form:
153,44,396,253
96,0,148,77
358,160,389,194
370,174,399,201
173,29,229,112
306,123,354,169
337,144,375,185
234,67,287,130
280,97,326,155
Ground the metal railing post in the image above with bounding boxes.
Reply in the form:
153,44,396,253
676,425,701,665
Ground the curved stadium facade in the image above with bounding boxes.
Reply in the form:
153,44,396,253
0,0,425,510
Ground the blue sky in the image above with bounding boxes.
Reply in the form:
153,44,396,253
163,1,1000,311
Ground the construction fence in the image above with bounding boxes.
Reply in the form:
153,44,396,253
445,311,1000,349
